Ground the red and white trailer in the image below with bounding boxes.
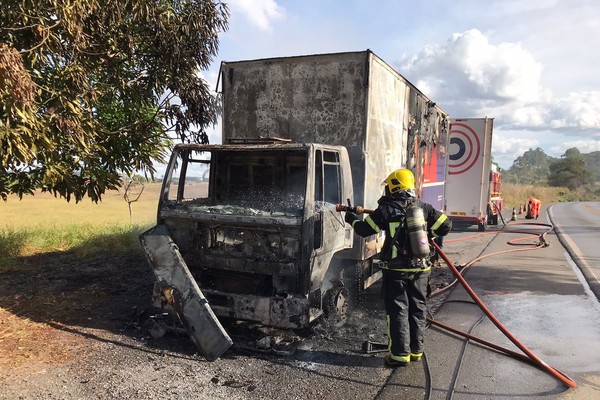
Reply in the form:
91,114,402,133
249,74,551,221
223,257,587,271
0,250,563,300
444,118,502,231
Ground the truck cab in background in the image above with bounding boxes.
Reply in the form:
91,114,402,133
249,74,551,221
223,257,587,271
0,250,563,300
487,165,504,225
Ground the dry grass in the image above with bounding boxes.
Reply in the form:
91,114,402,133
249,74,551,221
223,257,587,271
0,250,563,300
0,308,87,374
0,183,162,258
501,183,569,209
1,183,161,228
0,184,163,378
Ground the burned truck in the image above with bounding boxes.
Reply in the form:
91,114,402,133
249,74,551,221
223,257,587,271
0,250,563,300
141,50,449,358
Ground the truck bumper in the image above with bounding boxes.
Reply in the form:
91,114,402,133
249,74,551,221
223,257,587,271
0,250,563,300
447,215,485,224
140,225,233,361
203,289,319,329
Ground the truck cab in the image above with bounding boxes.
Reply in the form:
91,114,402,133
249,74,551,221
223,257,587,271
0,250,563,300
487,169,504,225
154,141,354,329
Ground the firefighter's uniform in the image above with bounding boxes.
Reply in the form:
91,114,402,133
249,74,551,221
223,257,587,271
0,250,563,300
345,169,451,367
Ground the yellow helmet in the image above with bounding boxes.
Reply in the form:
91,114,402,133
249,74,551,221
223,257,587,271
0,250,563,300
383,169,415,194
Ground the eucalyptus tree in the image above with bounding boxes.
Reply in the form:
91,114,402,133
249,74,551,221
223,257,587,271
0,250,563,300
504,147,553,185
548,148,592,191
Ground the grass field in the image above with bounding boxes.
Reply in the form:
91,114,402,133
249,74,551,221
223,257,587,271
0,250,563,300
0,183,162,258
1,183,161,228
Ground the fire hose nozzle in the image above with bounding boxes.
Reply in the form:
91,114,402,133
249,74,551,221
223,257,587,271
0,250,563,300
335,204,366,214
335,203,350,212
336,199,373,214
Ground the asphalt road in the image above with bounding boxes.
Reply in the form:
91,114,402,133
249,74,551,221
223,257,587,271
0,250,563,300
549,202,600,300
404,203,600,400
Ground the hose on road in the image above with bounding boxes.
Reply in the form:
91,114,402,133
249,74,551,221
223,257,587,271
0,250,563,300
428,231,577,389
429,222,552,298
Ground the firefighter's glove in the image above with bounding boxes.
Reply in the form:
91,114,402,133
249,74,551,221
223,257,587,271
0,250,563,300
345,211,358,226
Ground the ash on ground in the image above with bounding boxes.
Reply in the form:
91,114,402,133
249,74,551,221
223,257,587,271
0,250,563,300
142,260,457,361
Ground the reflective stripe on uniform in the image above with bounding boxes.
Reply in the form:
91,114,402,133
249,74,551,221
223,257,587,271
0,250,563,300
388,221,401,259
383,265,431,273
431,213,448,232
385,313,410,362
365,215,381,233
390,354,410,362
386,315,409,360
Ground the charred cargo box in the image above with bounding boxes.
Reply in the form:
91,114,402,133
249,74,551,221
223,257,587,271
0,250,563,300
144,51,449,338
220,50,449,218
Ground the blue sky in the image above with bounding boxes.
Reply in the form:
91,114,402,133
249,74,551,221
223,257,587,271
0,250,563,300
199,0,600,169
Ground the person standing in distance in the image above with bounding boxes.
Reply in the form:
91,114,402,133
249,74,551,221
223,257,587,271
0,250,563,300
344,169,451,367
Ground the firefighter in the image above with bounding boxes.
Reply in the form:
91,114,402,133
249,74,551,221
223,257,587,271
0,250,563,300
526,198,534,219
526,198,541,220
344,169,451,367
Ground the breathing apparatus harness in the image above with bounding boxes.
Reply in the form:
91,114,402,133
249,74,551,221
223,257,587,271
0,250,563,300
337,193,431,270
380,198,431,270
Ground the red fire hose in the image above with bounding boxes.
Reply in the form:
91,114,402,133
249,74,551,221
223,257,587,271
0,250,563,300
431,240,576,388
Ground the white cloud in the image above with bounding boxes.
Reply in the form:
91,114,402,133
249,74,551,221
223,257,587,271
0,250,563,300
548,91,600,130
491,135,539,168
398,29,600,135
227,0,285,32
550,139,600,156
401,29,545,105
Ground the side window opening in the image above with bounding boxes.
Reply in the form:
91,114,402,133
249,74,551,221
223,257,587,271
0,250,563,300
166,163,182,202
166,150,211,203
314,149,342,205
314,150,323,250
315,150,323,203
313,149,342,250
322,150,342,205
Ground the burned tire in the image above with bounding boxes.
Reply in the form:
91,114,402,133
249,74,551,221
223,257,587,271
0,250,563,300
323,285,349,327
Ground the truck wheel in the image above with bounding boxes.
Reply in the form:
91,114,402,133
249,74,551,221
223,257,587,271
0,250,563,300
478,222,486,232
323,284,349,327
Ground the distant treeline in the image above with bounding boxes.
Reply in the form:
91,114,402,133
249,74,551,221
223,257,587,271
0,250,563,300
499,147,599,200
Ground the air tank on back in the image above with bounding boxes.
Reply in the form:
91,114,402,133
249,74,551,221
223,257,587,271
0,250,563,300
406,203,430,259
